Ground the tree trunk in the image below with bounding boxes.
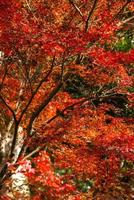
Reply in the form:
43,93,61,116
0,170,31,199
0,122,31,199
10,170,31,200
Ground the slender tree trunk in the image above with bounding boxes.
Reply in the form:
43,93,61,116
11,170,31,200
10,125,31,199
1,119,14,161
0,123,31,199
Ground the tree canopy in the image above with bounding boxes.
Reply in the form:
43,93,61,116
0,0,134,199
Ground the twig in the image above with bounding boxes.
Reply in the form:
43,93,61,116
18,56,55,124
45,98,88,125
85,0,98,32
25,0,38,21
118,15,134,26
0,95,17,123
69,0,83,18
22,146,42,161
113,1,130,21
26,73,70,135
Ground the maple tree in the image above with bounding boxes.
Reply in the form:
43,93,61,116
0,0,134,199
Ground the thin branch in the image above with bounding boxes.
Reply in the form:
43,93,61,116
60,52,66,82
0,66,8,89
69,0,83,18
26,73,70,135
45,90,119,126
113,1,130,21
0,95,17,123
45,98,88,125
22,127,76,161
18,56,55,124
20,92,120,161
25,0,38,21
10,58,55,160
22,146,42,161
119,15,134,26
85,0,98,32
25,65,33,94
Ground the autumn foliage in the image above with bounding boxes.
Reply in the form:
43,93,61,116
0,0,134,199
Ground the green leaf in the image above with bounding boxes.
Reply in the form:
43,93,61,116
127,87,134,93
114,35,133,52
76,179,93,193
55,168,72,176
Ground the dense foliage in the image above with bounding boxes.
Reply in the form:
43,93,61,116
0,0,134,199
